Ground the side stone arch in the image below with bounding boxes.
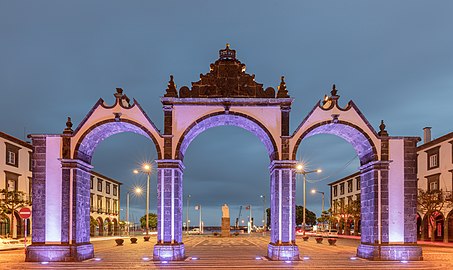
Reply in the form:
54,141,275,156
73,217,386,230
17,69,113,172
175,111,279,161
73,118,163,163
291,120,378,165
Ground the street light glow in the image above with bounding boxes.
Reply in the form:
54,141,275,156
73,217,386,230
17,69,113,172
311,189,316,194
317,169,322,173
135,187,142,194
143,164,151,171
296,164,304,171
133,169,139,174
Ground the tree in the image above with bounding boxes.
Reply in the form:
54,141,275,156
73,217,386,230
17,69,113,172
0,189,30,237
296,205,317,226
332,199,361,235
265,206,317,229
417,188,452,241
140,213,158,230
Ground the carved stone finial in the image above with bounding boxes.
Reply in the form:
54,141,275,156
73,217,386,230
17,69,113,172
63,117,73,134
114,88,124,99
331,84,338,96
378,120,389,136
164,75,178,97
276,76,289,98
219,43,236,60
322,94,330,105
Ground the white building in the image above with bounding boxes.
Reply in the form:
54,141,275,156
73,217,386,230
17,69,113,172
416,128,453,242
328,171,361,235
328,128,453,242
89,171,122,236
0,132,32,238
0,131,123,239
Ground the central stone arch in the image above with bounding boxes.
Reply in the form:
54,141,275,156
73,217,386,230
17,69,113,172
25,45,422,262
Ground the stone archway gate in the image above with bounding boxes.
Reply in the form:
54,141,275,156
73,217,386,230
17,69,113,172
26,45,422,262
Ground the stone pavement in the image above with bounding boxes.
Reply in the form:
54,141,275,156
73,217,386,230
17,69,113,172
1,235,453,269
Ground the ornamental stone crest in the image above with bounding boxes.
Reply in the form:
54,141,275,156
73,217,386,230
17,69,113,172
165,44,288,99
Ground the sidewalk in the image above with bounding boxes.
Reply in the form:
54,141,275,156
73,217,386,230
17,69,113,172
337,234,453,248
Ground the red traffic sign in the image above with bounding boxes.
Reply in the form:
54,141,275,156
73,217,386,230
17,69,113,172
19,207,32,219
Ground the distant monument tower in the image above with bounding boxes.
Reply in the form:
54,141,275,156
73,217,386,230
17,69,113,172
221,204,230,237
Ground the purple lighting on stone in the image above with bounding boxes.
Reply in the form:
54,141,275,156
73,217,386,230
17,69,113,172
350,257,357,260
142,257,150,261
192,257,198,260
162,261,168,264
255,257,261,260
401,260,408,264
94,258,102,261
40,262,49,265
303,256,310,260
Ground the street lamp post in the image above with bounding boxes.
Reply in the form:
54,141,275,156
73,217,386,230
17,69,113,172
133,163,152,235
126,187,142,236
186,195,191,233
295,164,321,235
260,195,266,232
311,189,325,230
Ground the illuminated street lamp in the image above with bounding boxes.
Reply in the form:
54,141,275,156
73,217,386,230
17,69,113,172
311,189,325,230
133,163,152,235
126,187,142,235
186,194,191,233
260,195,266,233
295,163,322,235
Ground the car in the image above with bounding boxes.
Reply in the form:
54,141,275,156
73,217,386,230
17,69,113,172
187,228,202,235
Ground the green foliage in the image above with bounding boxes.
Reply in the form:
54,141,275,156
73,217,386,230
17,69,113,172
296,205,317,226
266,206,317,228
0,189,30,235
417,188,453,241
139,213,157,229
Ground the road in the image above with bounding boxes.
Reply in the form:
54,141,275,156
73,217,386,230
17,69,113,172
1,235,453,269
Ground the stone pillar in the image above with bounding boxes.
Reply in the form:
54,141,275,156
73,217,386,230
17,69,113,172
444,217,449,243
26,135,94,262
267,160,299,261
221,217,231,237
153,159,185,261
357,138,422,261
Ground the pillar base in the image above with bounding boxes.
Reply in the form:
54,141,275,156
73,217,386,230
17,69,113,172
153,243,185,261
357,244,423,261
267,243,300,261
26,243,94,262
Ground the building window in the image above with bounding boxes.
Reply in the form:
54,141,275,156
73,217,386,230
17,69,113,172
97,179,102,192
347,196,353,206
90,176,94,190
333,185,337,197
28,177,32,203
90,193,94,211
106,182,111,194
426,146,440,170
5,171,19,192
5,142,20,167
427,174,440,192
356,194,361,202
113,200,118,214
113,185,118,196
347,180,353,193
28,152,32,171
340,183,345,195
97,195,102,211
356,177,360,191
106,198,111,213
333,199,337,214
340,198,345,211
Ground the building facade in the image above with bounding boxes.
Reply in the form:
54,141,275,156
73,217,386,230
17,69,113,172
328,128,453,242
1,131,122,239
328,171,361,235
89,171,122,236
416,128,453,242
0,132,32,238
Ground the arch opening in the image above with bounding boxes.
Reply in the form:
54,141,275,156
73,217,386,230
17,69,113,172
75,120,161,163
176,112,279,161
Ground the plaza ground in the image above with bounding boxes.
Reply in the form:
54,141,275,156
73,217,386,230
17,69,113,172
1,234,453,269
